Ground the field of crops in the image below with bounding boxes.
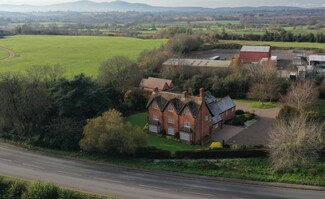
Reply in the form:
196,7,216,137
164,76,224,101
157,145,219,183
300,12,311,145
220,40,325,49
0,35,165,77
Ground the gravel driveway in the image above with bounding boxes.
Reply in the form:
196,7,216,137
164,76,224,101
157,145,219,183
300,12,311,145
212,102,280,146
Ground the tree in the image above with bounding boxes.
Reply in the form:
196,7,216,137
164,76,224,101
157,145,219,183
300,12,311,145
26,64,65,87
0,73,51,138
79,109,146,155
97,56,142,93
269,116,325,171
51,74,115,119
282,80,319,112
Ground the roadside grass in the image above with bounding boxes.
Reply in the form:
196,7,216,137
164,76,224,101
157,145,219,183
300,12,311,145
126,112,207,153
0,175,116,199
0,49,8,59
318,101,325,117
2,139,325,186
0,35,165,77
220,40,325,49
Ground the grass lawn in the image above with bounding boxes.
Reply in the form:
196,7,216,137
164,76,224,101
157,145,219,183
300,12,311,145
0,35,165,77
0,49,8,59
250,102,279,109
220,40,325,49
126,112,207,153
234,99,279,109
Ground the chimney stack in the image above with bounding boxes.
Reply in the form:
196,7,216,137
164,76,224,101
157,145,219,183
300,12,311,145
188,87,193,95
182,91,188,99
199,88,205,99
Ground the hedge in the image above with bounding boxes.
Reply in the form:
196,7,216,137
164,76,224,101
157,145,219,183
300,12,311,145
174,150,269,159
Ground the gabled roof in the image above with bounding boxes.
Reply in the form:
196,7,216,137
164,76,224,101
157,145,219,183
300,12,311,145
241,46,271,53
218,96,236,113
140,77,174,90
205,92,236,124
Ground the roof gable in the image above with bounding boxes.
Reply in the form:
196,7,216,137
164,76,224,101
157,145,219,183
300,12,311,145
140,77,174,90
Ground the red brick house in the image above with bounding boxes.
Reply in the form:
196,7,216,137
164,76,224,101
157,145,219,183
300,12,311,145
146,88,236,145
139,77,175,94
240,46,271,63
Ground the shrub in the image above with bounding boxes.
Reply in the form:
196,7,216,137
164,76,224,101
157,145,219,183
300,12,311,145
22,182,59,199
209,142,223,150
143,123,149,133
7,181,26,199
235,110,245,115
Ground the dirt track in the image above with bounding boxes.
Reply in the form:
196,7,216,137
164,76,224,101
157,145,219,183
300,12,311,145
0,46,16,61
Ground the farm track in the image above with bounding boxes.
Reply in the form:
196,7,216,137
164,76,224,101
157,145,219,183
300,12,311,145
0,46,16,61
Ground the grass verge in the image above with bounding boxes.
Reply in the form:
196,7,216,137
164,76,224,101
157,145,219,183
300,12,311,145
0,175,117,199
250,102,279,109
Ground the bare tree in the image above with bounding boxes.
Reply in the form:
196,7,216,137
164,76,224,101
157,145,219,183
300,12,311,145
282,80,319,112
269,116,325,171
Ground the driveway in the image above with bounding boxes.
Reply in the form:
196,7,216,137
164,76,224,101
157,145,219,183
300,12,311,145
212,102,280,145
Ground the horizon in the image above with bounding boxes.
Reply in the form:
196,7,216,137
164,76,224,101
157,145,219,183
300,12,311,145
1,0,325,8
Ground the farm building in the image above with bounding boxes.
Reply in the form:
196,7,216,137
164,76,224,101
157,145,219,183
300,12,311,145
240,46,271,63
139,77,175,94
162,58,233,73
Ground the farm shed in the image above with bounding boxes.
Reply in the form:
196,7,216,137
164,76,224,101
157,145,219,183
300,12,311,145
240,46,271,63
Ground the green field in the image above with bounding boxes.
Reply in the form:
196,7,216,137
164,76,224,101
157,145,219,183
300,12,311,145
0,35,165,77
221,40,325,49
0,49,8,59
126,112,207,153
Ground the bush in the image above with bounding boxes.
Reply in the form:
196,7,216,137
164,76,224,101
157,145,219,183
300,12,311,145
7,181,26,199
23,182,59,199
209,142,223,150
143,123,148,133
235,110,245,115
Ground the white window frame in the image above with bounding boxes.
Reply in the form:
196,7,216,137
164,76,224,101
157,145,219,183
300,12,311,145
180,132,191,141
152,101,159,109
168,127,175,136
184,121,191,128
153,114,159,121
183,108,190,115
167,104,174,112
168,117,174,124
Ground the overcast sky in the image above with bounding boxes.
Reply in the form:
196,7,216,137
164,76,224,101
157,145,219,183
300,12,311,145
1,0,324,8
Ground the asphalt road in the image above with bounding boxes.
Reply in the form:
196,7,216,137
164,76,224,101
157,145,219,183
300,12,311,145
0,143,324,199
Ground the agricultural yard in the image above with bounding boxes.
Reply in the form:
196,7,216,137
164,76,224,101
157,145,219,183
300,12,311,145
0,35,165,77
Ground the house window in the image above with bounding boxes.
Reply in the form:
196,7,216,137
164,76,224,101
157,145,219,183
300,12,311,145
225,111,228,116
168,117,174,124
153,114,159,121
180,132,191,141
184,121,191,128
167,104,174,112
214,123,220,129
205,115,209,121
152,101,159,109
168,128,175,136
183,108,190,115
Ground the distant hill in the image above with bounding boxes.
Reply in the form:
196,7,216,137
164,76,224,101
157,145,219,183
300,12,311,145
0,0,308,13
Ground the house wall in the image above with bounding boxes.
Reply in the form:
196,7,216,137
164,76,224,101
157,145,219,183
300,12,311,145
240,51,271,63
179,106,196,144
220,107,236,122
148,101,163,131
163,102,179,135
195,102,212,144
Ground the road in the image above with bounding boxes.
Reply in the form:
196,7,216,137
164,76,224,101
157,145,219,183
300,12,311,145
0,143,324,199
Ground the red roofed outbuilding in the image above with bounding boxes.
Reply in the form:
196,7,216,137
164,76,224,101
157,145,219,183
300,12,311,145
139,77,175,94
240,46,271,63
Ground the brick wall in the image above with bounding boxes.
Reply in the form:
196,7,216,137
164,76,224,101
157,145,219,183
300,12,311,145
163,102,179,135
